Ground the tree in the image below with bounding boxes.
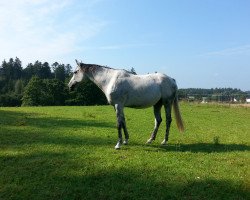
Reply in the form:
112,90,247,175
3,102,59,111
1,58,74,107
22,76,68,106
65,64,72,78
22,76,46,106
0,93,22,106
54,65,66,82
65,79,107,106
13,57,22,79
0,58,22,81
22,61,52,80
14,79,24,94
41,62,52,79
1,58,13,81
22,63,35,80
44,79,66,105
52,62,67,82
33,61,52,79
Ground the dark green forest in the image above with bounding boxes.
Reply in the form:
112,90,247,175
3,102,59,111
0,57,107,106
0,57,248,107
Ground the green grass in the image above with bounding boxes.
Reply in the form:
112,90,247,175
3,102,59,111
0,103,249,200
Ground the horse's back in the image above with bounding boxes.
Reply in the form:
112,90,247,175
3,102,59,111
134,73,177,103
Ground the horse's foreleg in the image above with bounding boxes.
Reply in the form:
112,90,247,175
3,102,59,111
147,102,162,144
162,103,172,145
114,104,128,149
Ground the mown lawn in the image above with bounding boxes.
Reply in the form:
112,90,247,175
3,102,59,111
0,103,249,200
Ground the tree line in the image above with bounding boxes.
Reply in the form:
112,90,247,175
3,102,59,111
178,88,248,102
0,57,107,106
0,57,248,107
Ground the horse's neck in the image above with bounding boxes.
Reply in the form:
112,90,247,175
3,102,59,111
86,66,117,95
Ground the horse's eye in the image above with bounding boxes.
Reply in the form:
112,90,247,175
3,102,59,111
74,71,78,74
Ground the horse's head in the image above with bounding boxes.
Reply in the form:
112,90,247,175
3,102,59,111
68,59,86,91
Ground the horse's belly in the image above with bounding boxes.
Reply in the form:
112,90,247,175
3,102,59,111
125,88,161,108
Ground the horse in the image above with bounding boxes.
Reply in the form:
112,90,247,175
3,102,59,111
68,60,184,149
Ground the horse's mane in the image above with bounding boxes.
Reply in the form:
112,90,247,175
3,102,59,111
80,63,134,75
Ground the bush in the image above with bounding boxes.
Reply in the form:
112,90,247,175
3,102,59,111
0,93,22,106
22,77,67,106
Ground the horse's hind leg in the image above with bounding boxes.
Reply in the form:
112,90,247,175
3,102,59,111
162,102,172,145
147,101,162,144
122,117,129,145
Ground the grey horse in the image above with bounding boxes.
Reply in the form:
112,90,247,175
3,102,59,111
68,60,184,149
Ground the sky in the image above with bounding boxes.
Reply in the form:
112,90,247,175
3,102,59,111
0,0,250,90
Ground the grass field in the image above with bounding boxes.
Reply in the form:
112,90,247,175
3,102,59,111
0,103,249,200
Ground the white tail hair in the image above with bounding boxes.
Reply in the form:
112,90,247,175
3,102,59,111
173,94,184,132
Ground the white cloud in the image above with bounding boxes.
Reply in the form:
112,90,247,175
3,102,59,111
0,0,107,65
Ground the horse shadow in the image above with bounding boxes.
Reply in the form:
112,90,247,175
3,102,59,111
140,142,250,153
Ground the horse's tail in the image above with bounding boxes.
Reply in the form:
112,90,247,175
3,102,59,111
173,92,185,132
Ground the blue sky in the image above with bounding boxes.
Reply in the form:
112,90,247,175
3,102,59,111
0,0,250,90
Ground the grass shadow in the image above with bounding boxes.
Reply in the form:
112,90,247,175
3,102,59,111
0,128,114,148
0,151,248,200
63,170,249,200
0,110,115,129
0,110,115,148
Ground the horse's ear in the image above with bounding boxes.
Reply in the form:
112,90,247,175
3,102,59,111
75,59,80,66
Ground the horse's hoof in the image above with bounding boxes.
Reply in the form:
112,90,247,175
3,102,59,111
115,143,121,149
146,138,153,144
123,140,128,145
161,140,167,145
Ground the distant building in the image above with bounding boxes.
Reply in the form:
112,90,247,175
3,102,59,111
201,97,208,103
188,96,195,102
246,98,250,103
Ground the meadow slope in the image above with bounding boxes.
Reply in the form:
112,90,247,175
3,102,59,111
0,103,249,199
